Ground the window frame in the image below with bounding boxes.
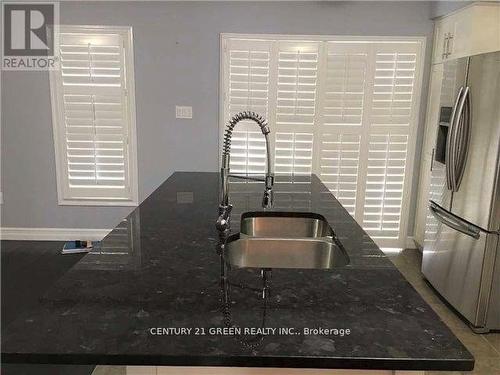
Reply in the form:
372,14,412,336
219,33,426,248
50,25,139,206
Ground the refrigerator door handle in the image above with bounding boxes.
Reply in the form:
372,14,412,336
429,200,481,239
430,148,435,171
446,87,463,190
450,87,470,192
454,87,471,191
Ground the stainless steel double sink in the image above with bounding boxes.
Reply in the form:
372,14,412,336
224,212,349,270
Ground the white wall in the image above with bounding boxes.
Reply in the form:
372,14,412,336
1,1,435,232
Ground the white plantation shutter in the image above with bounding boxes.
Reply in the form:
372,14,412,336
319,43,368,216
322,43,368,127
51,27,137,204
361,44,418,244
319,133,361,216
275,132,314,175
363,133,409,239
274,41,318,175
221,36,423,248
224,39,272,174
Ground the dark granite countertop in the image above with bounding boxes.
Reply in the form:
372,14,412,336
1,172,474,371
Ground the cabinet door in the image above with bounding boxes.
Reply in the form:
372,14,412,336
435,3,500,63
414,64,444,246
432,19,451,64
447,7,473,60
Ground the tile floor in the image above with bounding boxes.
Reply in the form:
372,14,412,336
92,249,500,375
92,367,126,375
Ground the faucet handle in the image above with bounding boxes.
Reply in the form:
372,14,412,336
262,188,274,209
216,204,233,231
265,174,274,190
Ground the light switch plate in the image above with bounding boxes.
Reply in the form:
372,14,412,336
175,106,193,119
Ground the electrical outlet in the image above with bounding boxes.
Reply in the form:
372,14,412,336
176,106,193,119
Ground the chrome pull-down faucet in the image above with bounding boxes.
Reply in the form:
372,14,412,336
216,111,274,231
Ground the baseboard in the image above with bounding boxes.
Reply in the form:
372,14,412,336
0,227,112,241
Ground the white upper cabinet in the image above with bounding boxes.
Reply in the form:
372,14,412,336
432,2,500,64
432,16,453,64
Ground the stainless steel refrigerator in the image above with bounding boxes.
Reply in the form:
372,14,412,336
422,51,500,333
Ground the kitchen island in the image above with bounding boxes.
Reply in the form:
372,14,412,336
1,172,474,373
